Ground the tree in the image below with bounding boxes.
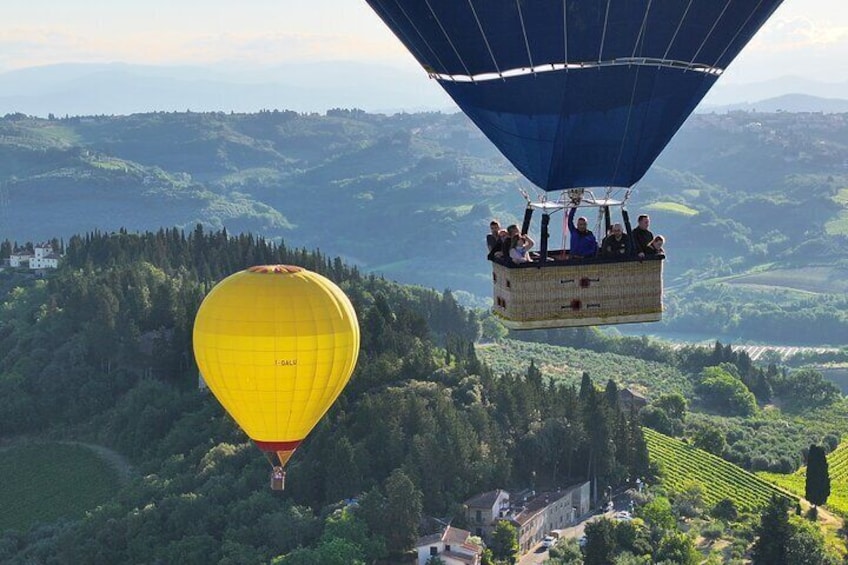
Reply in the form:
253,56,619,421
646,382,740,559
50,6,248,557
383,469,423,555
640,496,675,530
695,366,757,416
488,520,519,564
692,425,727,456
583,518,616,565
752,495,792,565
653,393,687,422
786,518,838,565
805,444,831,508
656,532,699,565
711,498,738,522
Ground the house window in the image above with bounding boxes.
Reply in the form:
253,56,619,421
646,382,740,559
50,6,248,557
430,546,438,556
476,528,482,537
476,510,482,523
446,545,451,552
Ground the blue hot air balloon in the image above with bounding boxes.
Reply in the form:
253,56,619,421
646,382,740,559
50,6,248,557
366,0,784,329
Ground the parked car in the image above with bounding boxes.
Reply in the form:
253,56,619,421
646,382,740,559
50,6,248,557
613,510,632,521
542,535,557,549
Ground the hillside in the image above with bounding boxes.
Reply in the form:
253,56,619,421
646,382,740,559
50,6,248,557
643,428,795,512
1,110,847,343
760,441,848,517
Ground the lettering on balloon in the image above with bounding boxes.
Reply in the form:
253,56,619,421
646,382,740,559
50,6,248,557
275,359,298,366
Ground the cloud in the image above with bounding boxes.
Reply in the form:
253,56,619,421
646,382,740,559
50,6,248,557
750,16,848,52
0,26,411,71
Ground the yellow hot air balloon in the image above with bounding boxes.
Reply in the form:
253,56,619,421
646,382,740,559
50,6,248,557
193,265,360,489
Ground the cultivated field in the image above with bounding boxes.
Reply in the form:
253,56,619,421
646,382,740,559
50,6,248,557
759,441,848,517
722,266,848,295
644,428,795,512
0,442,121,531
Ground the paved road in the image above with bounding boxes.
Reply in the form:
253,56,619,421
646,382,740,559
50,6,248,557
517,508,613,565
517,496,635,565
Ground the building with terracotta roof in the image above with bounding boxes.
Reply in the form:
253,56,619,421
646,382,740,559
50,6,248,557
464,489,510,539
414,525,483,565
462,482,591,555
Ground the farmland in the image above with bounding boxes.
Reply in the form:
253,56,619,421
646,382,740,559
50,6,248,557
759,441,848,517
0,443,121,531
722,266,848,295
644,427,795,512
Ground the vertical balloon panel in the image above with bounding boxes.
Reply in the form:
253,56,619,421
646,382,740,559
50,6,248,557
193,266,359,471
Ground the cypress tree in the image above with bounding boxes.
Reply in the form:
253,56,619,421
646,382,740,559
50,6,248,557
805,444,830,508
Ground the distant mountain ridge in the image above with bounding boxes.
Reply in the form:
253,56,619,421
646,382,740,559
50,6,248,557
3,63,848,117
0,62,455,117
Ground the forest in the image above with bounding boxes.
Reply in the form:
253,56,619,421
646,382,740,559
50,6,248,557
0,229,846,563
1,109,847,343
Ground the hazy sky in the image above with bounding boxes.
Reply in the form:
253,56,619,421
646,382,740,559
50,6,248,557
3,1,847,84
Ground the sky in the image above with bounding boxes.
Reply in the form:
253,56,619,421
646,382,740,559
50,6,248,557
2,0,848,85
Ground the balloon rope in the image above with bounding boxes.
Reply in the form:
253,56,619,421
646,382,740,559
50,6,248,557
662,0,694,61
514,0,534,69
467,0,503,77
710,0,766,69
423,0,473,77
690,0,733,65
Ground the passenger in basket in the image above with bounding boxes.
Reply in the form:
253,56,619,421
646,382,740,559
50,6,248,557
632,214,654,258
509,233,535,263
600,223,632,259
567,207,597,258
487,220,501,254
647,235,666,255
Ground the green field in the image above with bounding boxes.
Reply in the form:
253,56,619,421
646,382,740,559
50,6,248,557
759,441,848,517
646,201,699,216
644,428,795,512
825,186,848,235
476,339,692,398
0,443,121,531
723,266,848,295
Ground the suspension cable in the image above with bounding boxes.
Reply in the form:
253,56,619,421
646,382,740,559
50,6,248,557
662,0,695,62
562,0,569,64
710,0,766,68
424,0,474,78
373,0,449,74
467,0,503,77
631,0,654,58
599,0,612,62
515,0,534,70
689,0,733,66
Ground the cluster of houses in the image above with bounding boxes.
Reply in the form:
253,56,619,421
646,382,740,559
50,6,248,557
2,243,60,272
414,481,591,565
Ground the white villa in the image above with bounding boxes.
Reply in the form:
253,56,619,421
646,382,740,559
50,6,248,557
8,243,60,270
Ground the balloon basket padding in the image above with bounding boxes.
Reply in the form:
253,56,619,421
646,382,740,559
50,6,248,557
491,254,663,329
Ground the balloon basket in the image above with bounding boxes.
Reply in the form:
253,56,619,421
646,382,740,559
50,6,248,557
270,467,286,491
491,255,663,329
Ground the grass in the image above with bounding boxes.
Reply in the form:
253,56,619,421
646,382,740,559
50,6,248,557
0,443,121,531
826,188,848,235
644,427,796,512
646,201,699,216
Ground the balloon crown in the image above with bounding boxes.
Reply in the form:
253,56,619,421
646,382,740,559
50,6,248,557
247,265,304,274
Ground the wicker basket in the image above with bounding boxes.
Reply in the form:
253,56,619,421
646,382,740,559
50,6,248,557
492,256,663,329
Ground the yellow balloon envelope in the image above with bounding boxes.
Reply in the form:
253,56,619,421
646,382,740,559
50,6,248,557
193,265,360,475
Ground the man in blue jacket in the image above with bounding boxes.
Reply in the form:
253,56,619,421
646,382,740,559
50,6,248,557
568,207,597,258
